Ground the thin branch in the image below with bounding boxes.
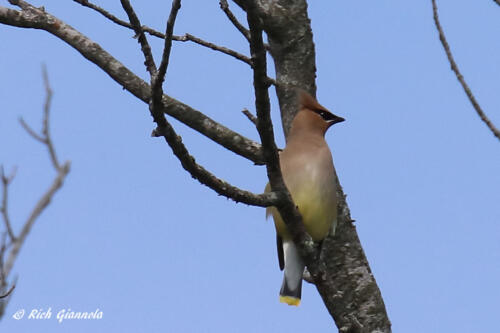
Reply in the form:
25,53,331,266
18,67,62,170
73,0,131,29
432,0,500,141
3,67,71,278
0,167,17,241
219,0,250,41
494,0,500,7
73,0,252,66
41,66,60,170
152,0,181,98
18,118,44,143
178,33,251,65
242,108,258,126
246,4,318,266
120,0,157,76
3,162,69,277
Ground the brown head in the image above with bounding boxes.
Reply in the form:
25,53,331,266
289,90,345,138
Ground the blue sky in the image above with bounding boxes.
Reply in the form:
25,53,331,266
1,1,500,332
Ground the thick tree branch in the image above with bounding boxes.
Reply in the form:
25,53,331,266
240,1,391,331
0,3,265,164
494,0,500,7
432,0,500,141
234,0,317,135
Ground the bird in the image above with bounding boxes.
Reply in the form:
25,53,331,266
266,90,344,306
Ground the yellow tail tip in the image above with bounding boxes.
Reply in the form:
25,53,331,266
279,296,301,306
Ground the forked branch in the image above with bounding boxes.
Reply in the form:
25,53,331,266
0,66,70,314
120,0,278,207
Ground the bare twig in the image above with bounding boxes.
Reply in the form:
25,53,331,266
179,33,251,65
73,0,251,66
1,67,70,282
242,108,258,126
18,118,44,143
3,162,70,277
41,66,60,170
74,0,131,29
18,67,62,170
219,0,250,41
432,0,500,141
0,167,17,242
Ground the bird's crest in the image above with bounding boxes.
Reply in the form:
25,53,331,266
298,89,329,112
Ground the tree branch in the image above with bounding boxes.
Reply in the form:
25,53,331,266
240,1,392,331
3,163,70,278
0,67,70,318
219,0,250,41
0,167,17,242
121,0,277,208
246,3,318,268
432,0,500,141
3,68,70,278
0,3,265,164
120,0,157,76
178,33,251,65
73,0,251,66
18,118,44,143
242,108,258,126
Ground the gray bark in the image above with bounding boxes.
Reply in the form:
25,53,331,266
237,1,392,332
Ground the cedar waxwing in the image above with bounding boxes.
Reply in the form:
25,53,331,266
266,91,344,306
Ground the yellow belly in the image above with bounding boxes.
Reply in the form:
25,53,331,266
267,185,335,241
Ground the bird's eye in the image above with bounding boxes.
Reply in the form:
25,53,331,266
315,110,329,120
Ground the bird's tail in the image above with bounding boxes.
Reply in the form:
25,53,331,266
279,240,305,306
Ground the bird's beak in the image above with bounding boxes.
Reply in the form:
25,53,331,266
327,115,345,127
